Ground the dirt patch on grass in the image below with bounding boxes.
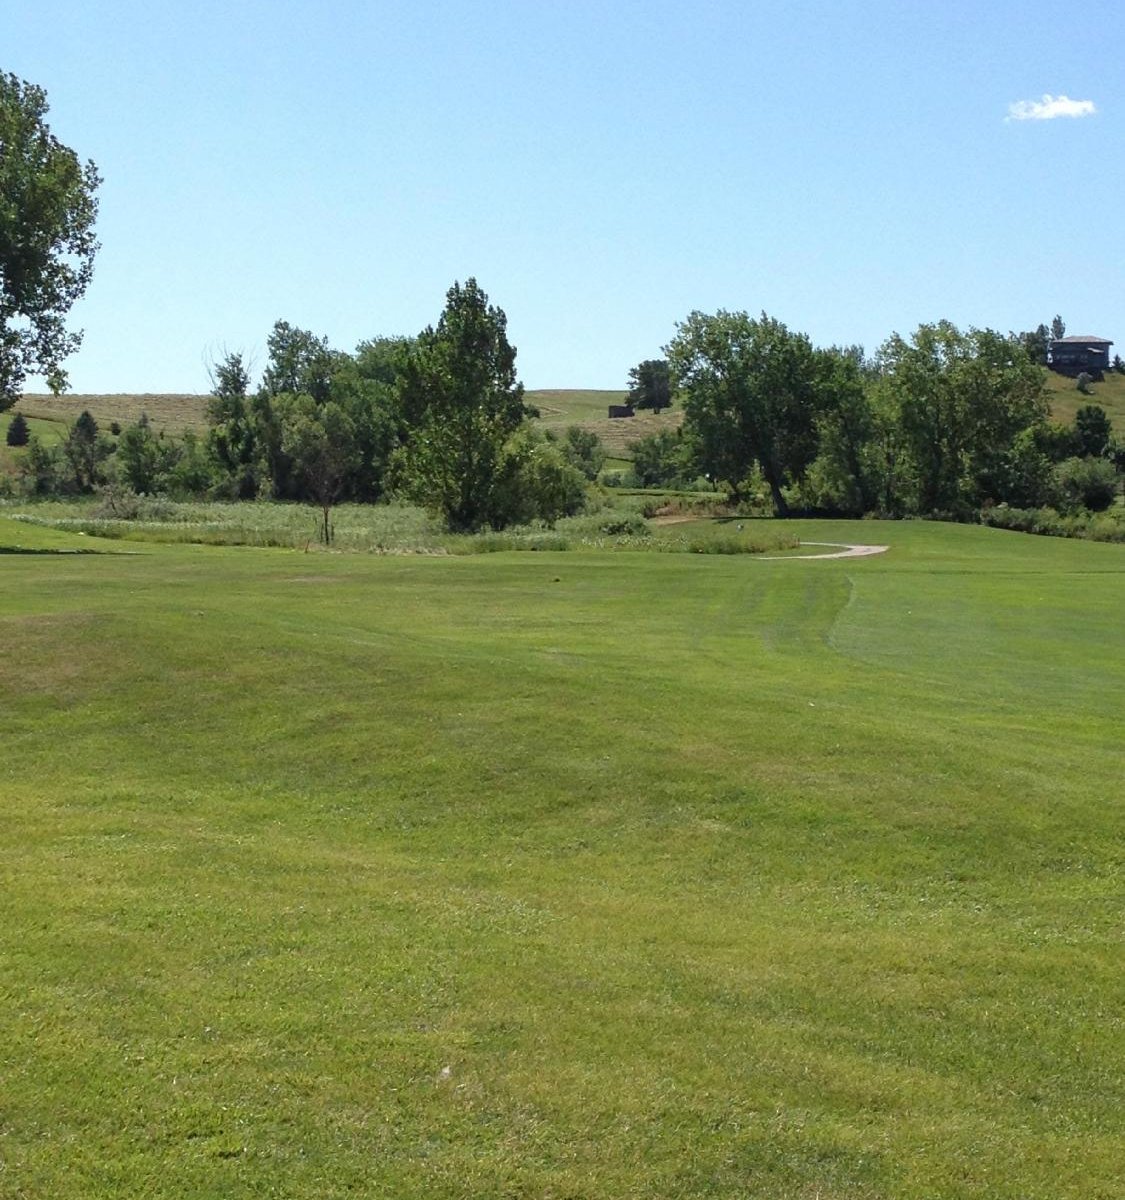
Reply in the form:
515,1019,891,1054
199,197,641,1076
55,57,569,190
649,514,699,527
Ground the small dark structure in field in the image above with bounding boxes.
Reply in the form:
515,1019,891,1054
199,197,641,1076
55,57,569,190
1048,335,1114,379
608,403,634,419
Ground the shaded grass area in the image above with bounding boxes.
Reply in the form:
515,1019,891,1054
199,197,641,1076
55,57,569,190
1,521,1123,1197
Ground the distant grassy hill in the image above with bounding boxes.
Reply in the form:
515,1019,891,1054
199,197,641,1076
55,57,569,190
1042,369,1125,429
15,392,209,436
9,389,682,463
528,389,682,459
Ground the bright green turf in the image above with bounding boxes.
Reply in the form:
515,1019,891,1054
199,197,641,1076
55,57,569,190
1,520,1122,1198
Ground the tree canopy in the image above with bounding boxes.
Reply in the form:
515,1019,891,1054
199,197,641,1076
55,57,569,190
626,359,673,412
394,278,531,531
665,311,823,514
0,73,100,408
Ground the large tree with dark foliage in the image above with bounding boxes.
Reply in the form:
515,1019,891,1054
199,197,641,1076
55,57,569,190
0,73,100,408
877,323,1047,513
666,311,822,514
395,279,530,531
626,359,673,411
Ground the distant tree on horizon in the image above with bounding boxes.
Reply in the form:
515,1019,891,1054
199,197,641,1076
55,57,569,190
627,359,673,412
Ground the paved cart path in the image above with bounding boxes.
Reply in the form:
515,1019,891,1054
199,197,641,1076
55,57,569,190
761,542,889,561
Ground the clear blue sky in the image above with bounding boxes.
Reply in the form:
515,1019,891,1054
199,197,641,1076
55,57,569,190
8,0,1124,393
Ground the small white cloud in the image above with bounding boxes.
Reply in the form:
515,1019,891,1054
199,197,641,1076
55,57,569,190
1007,93,1097,121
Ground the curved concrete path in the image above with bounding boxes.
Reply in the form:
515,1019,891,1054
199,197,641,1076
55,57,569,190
760,541,889,561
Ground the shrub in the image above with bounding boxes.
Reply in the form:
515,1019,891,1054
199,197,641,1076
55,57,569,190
1054,456,1118,513
1073,405,1112,459
1076,372,1093,395
982,504,1125,543
560,427,606,481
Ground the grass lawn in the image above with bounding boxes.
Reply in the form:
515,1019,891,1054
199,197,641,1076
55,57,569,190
1,518,1122,1197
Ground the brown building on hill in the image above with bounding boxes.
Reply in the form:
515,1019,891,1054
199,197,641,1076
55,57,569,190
1047,335,1114,378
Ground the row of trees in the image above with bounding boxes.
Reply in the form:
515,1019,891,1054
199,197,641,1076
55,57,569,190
13,302,1121,527
630,313,1120,517
14,280,598,538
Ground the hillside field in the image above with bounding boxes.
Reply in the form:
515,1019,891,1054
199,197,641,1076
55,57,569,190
1042,369,1125,428
5,390,679,468
1,513,1122,1198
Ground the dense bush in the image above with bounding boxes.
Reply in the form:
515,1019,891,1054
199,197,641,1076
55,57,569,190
556,426,606,481
1054,456,1119,513
630,428,696,489
982,504,1125,543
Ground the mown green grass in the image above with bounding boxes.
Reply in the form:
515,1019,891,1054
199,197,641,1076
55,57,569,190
1,520,1122,1197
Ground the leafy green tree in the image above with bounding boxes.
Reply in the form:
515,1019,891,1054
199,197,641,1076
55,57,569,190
1073,404,1112,459
280,397,358,543
165,431,214,497
666,311,822,513
626,359,673,412
115,414,186,494
491,428,588,526
1036,420,1078,463
877,324,1046,512
630,428,694,489
5,411,30,446
1051,314,1066,341
261,321,339,403
328,341,407,501
17,436,61,494
116,415,162,492
394,278,531,531
806,347,879,515
253,322,351,500
1016,323,1051,366
62,409,112,492
0,74,100,408
994,426,1057,509
559,426,606,481
206,351,259,497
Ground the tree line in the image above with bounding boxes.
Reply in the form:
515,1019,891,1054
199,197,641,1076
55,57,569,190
11,280,599,539
9,298,1122,531
627,312,1122,519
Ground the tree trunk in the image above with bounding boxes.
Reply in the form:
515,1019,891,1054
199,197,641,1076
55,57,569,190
767,474,789,517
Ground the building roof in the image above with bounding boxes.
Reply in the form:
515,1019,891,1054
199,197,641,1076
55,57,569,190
1052,335,1113,345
